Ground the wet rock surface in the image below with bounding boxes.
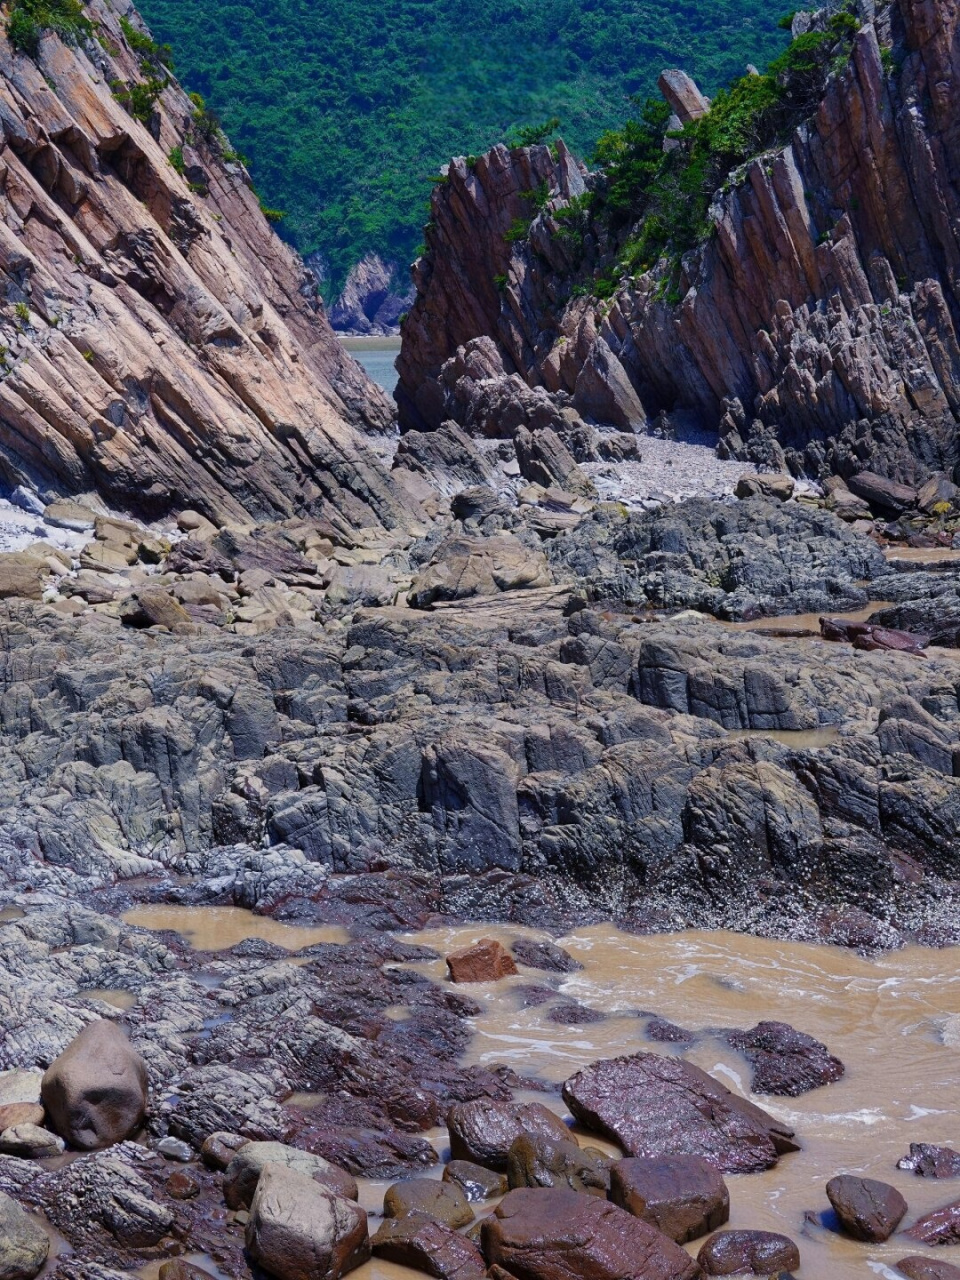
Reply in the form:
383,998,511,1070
900,1146,960,1178
697,1229,801,1275
724,1021,844,1096
826,1174,908,1241
610,1154,730,1243
447,1100,571,1171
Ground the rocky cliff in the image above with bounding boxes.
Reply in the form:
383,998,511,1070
397,0,960,487
327,252,415,335
0,3,411,530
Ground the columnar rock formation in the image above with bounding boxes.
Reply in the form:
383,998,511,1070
397,0,960,485
0,6,410,530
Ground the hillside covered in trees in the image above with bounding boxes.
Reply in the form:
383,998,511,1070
134,0,788,296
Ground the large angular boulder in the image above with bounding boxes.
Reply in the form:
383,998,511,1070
372,1211,486,1280
610,1154,730,1243
382,1178,473,1227
826,1174,907,1241
899,1144,960,1178
223,1140,358,1208
0,1193,49,1280
446,938,518,983
246,1164,369,1280
482,1187,700,1280
41,1021,148,1150
447,1100,571,1171
561,1053,797,1173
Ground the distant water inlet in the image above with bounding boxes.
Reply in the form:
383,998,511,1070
340,336,401,395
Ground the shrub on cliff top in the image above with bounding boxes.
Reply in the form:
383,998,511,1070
7,0,92,55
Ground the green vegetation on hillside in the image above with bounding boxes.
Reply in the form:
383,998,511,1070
574,7,861,300
6,0,91,55
133,0,788,295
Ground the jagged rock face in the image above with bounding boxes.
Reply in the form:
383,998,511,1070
328,253,414,335
0,8,409,530
397,0,960,485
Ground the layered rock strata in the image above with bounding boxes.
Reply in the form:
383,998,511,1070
0,8,409,530
397,0,960,487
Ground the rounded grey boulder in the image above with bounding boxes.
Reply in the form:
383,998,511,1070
0,1192,49,1280
41,1020,148,1150
246,1163,369,1280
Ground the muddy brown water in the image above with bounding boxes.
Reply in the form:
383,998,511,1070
393,923,960,1279
884,547,960,565
117,907,960,1278
728,601,893,633
120,904,349,951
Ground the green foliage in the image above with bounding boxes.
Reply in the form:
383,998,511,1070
133,0,790,294
584,6,860,283
7,0,92,56
259,203,285,222
111,74,167,123
507,117,561,148
504,216,532,244
13,301,30,323
168,144,185,174
119,14,172,70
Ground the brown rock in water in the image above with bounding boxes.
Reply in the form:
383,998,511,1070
610,1154,730,1244
447,1099,571,1171
224,1140,358,1208
41,1021,148,1150
826,1174,907,1241
904,1197,960,1245
482,1186,701,1280
372,1212,486,1280
246,1164,369,1280
200,1130,247,1170
382,1178,474,1228
443,1160,508,1201
446,938,518,983
820,617,930,654
697,1229,800,1275
724,1021,844,1096
165,1169,201,1200
510,940,582,973
506,1131,611,1196
899,1144,960,1178
897,1258,960,1280
562,1053,797,1173
159,1262,219,1280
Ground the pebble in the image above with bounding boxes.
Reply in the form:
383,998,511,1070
158,1136,194,1162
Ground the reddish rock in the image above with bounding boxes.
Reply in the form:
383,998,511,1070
442,1160,507,1201
697,1230,800,1275
372,1211,486,1280
826,1174,907,1241
904,1198,960,1245
610,1154,730,1243
166,1169,201,1200
0,1103,44,1131
382,1178,474,1228
899,1144,960,1178
506,1131,610,1196
447,1099,570,1171
482,1187,701,1280
446,939,519,984
897,1258,960,1280
561,1053,797,1173
725,1021,844,1096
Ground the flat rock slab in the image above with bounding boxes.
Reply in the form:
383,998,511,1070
482,1186,700,1280
698,1229,800,1275
383,1177,473,1227
898,1258,960,1280
724,1021,844,1096
904,1198,960,1245
561,1052,797,1173
610,1154,730,1243
826,1174,907,1241
447,1100,571,1171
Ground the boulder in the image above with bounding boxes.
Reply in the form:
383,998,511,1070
371,1211,486,1280
561,1053,797,1173
0,557,45,601
200,1130,247,1170
442,1160,507,1201
734,474,794,502
724,1021,844,1096
446,938,518,983
610,1154,730,1243
0,1105,43,1132
0,1193,49,1280
514,427,596,498
0,1123,64,1158
41,1021,148,1150
897,1259,960,1280
506,1131,611,1196
408,532,552,608
846,471,918,515
223,1140,358,1208
119,588,193,630
246,1164,370,1280
917,473,959,514
904,1197,960,1245
482,1186,700,1280
899,1144,960,1178
826,1174,906,1241
510,940,582,973
657,69,710,123
697,1230,800,1275
447,1100,571,1171
382,1178,473,1227
393,422,493,491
